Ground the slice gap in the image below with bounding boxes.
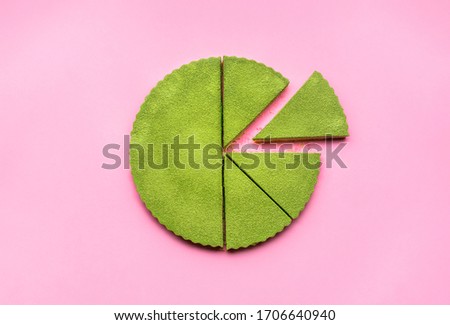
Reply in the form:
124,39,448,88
254,71,349,142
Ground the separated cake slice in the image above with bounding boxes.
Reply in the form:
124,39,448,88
254,71,349,142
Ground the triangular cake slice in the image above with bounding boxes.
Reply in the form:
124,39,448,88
254,71,349,141
224,156,291,250
222,56,289,147
227,152,320,219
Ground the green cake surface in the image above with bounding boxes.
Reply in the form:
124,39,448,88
254,71,349,141
224,156,291,250
131,57,223,247
130,57,341,250
223,56,289,147
228,152,320,219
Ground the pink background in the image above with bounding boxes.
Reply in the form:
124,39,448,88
1,0,449,304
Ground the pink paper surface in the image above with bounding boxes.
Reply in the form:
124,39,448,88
1,0,449,304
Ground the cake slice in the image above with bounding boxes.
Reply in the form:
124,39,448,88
222,56,289,147
131,57,223,248
227,152,320,219
254,71,349,142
